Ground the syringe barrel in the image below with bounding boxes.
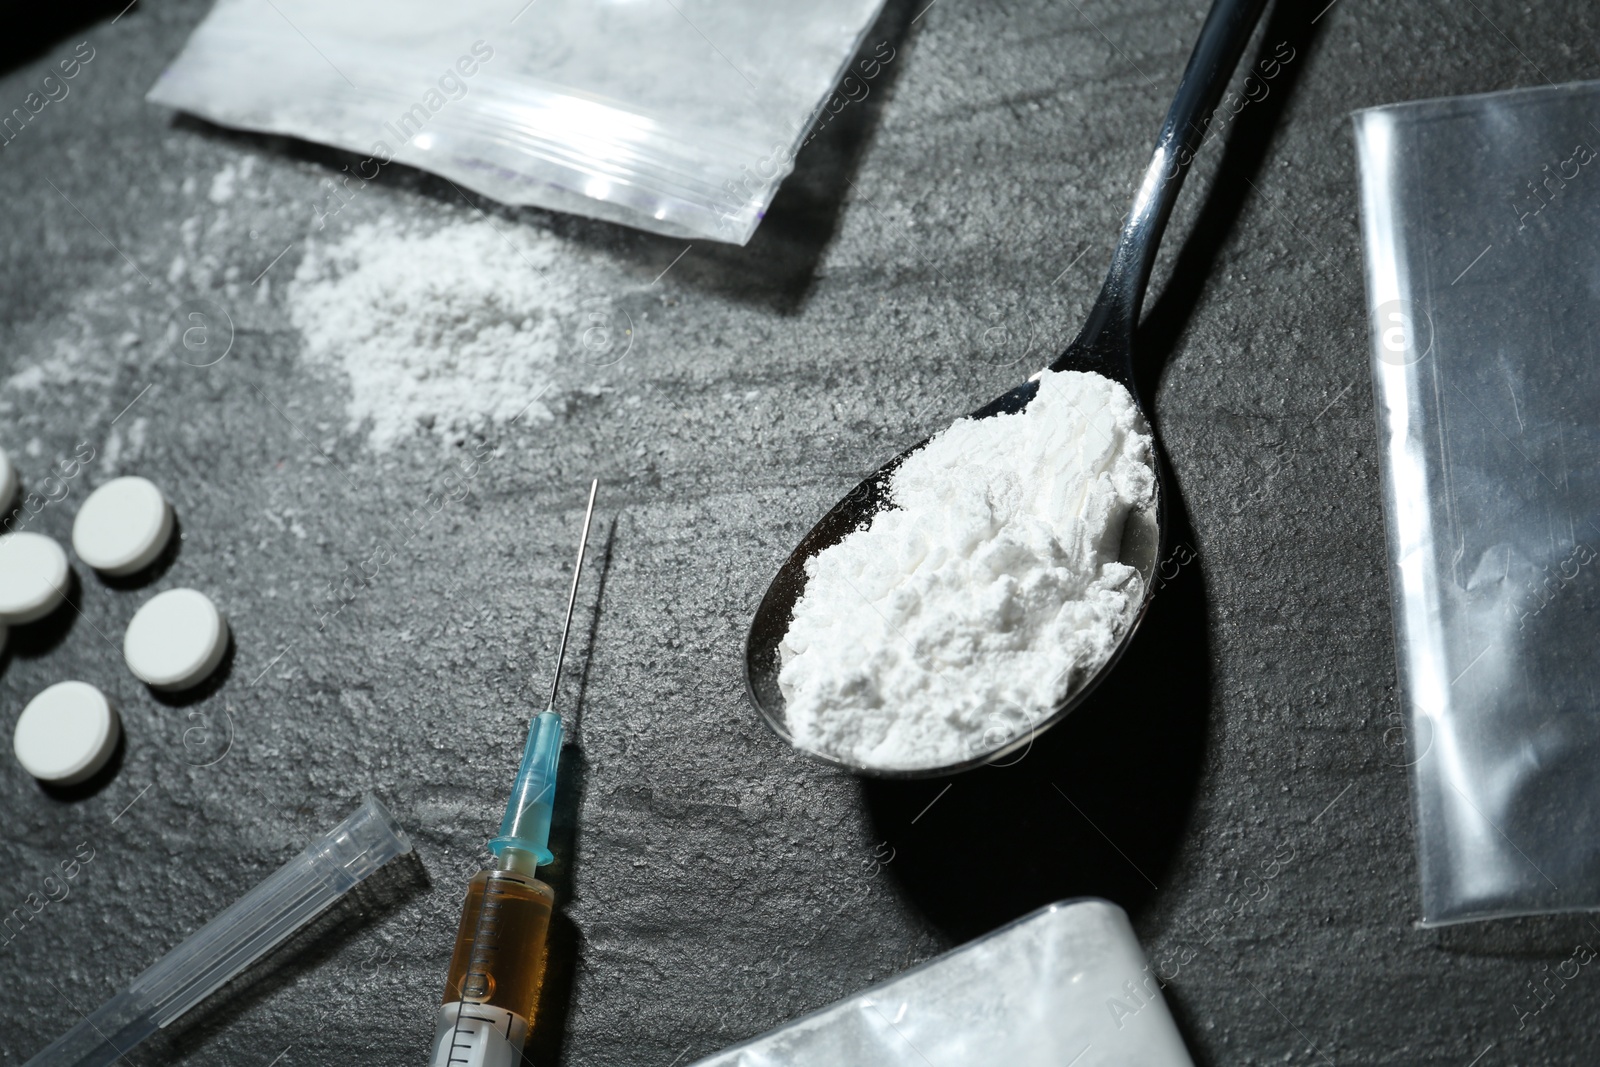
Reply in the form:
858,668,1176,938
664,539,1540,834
431,867,555,1066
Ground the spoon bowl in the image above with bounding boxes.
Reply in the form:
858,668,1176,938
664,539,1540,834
746,0,1268,777
746,374,1165,778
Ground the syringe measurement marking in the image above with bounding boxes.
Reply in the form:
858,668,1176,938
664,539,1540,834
448,878,512,1064
465,889,505,997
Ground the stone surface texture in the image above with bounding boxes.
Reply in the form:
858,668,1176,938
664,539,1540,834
2,1,1598,1064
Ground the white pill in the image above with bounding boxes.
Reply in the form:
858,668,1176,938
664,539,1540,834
14,681,121,785
0,532,70,623
0,447,16,510
124,588,229,691
72,476,174,576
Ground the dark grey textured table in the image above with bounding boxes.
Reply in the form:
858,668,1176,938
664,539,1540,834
3,0,1598,1064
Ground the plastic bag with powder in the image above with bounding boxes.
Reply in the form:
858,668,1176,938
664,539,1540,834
687,900,1194,1067
145,0,885,244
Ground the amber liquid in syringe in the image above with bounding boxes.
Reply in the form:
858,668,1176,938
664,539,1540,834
432,868,554,1065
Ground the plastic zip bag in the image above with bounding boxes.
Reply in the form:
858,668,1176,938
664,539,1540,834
690,900,1193,1067
147,0,886,243
1355,81,1600,924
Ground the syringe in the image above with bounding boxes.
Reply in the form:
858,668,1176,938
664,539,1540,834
428,480,598,1067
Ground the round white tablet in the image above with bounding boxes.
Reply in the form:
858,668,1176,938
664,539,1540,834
72,476,174,576
14,681,120,785
0,447,16,511
124,588,229,690
0,532,70,623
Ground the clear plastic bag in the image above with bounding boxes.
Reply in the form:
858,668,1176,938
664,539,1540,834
689,900,1193,1067
1355,81,1600,924
146,0,886,243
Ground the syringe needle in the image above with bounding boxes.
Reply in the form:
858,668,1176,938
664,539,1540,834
546,479,598,715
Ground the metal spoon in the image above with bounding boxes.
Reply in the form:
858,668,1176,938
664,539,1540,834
745,0,1271,777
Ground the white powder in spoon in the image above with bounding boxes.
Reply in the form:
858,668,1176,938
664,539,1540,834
779,370,1156,771
289,217,575,450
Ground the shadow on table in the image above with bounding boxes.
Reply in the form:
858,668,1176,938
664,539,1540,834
524,745,586,1066
1134,0,1325,401
0,2,132,80
39,728,126,803
650,0,922,316
526,512,614,1065
1131,3,1329,1061
7,568,84,662
1435,914,1600,958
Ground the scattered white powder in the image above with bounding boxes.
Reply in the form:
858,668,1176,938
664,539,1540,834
207,156,255,204
101,416,148,474
2,292,124,399
779,370,1156,771
208,165,237,204
289,218,574,449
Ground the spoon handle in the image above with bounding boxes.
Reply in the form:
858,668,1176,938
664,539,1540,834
1057,0,1270,370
